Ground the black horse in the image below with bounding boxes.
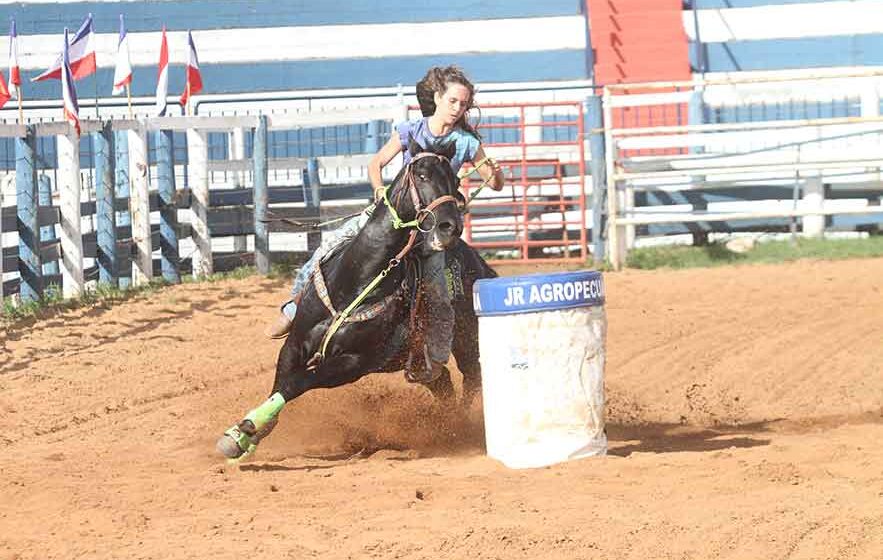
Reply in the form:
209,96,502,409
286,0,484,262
217,142,496,459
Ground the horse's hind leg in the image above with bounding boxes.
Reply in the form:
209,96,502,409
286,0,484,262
422,365,455,402
452,308,482,406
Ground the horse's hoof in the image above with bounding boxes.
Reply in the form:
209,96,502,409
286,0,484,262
216,424,255,459
216,434,246,459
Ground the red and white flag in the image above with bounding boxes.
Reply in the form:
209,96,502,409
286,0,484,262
0,70,10,110
8,19,21,99
155,26,169,116
179,30,203,108
61,28,80,136
32,14,96,82
112,15,132,95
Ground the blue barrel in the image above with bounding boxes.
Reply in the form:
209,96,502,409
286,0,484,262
473,270,607,469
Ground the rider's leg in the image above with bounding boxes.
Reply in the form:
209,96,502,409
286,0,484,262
406,250,454,383
266,210,371,338
265,247,321,338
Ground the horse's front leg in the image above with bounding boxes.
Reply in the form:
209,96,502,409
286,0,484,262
216,353,366,460
216,392,286,460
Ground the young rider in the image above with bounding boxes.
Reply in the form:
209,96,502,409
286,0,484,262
266,65,504,382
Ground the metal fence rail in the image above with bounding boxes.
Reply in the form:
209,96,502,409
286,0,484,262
462,101,588,263
601,70,883,269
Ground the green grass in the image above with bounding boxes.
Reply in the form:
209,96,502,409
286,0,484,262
625,235,883,270
0,264,290,328
1,280,164,326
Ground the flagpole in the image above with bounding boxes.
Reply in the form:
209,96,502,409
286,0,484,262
94,73,99,118
17,93,23,124
126,84,132,118
186,82,191,116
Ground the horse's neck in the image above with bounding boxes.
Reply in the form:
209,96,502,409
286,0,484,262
333,204,411,287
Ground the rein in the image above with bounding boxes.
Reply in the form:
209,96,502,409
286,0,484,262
458,156,496,211
309,152,460,368
263,156,496,231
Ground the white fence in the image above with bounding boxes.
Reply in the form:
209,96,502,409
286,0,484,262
602,69,883,269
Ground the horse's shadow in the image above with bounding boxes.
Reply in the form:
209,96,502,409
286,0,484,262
238,462,338,473
607,420,773,457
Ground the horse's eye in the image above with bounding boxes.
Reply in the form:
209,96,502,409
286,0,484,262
418,173,428,181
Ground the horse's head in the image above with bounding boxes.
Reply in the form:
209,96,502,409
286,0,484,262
386,138,463,255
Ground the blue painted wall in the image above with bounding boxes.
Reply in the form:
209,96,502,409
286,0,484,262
18,50,588,102
694,35,883,72
8,0,580,34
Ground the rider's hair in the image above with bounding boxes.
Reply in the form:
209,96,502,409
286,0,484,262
415,65,482,141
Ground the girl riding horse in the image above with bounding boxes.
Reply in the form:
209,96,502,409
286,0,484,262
266,65,504,383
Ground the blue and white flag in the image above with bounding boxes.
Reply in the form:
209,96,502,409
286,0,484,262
112,15,132,95
61,28,80,136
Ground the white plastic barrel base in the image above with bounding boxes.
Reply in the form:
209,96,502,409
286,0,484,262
473,271,607,469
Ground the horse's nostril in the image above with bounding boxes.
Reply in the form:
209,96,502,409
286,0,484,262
439,220,455,234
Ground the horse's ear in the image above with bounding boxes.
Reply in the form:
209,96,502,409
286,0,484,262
435,140,457,161
407,134,424,158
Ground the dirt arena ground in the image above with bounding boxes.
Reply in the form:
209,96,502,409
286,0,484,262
1,257,882,559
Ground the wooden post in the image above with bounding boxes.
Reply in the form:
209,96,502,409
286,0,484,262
623,187,635,250
802,175,825,238
0,177,4,303
602,88,624,270
114,129,132,287
15,124,42,302
38,175,59,276
156,129,180,283
304,157,321,208
57,129,85,298
94,121,118,286
253,115,270,275
0,174,4,303
231,126,248,254
187,128,213,278
586,94,606,264
128,125,153,286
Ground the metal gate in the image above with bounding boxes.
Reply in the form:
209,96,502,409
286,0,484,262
459,101,588,263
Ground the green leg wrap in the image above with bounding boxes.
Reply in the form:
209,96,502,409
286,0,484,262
218,393,286,460
244,392,286,433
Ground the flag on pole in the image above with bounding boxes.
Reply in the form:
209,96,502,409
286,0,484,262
32,14,96,82
112,15,132,95
0,70,10,110
61,28,81,136
179,30,203,108
8,19,21,99
155,26,169,116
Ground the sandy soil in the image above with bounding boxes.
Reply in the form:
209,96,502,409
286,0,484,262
1,258,882,560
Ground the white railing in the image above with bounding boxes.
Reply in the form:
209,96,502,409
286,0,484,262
602,70,883,269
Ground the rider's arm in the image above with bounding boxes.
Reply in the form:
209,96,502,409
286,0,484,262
473,145,504,191
368,134,403,201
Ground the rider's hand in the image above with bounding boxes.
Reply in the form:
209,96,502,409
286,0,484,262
489,158,504,191
373,186,385,202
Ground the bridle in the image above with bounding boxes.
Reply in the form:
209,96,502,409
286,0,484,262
382,152,461,235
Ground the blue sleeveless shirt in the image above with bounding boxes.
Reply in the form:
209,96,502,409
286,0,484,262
395,117,480,175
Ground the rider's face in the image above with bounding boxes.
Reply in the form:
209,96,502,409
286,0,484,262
434,83,471,126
